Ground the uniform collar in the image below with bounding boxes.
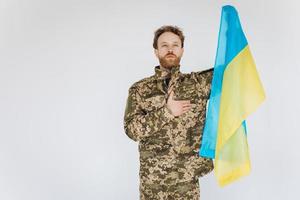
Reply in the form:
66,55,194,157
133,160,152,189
154,65,181,80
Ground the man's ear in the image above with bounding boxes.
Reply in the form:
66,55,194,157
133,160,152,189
154,49,159,58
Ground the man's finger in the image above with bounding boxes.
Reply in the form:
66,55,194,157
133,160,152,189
182,105,192,109
182,106,192,110
182,108,191,113
181,102,191,106
180,100,190,104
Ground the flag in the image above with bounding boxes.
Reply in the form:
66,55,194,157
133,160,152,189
199,5,266,186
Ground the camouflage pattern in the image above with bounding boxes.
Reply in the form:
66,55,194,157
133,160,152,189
140,177,200,200
124,65,214,199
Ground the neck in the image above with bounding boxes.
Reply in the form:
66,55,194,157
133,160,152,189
159,65,171,71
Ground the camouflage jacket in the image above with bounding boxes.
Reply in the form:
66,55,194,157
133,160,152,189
124,65,214,185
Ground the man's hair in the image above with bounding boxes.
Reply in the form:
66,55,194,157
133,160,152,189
153,25,185,49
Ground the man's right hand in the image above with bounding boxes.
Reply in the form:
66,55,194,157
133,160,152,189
166,88,192,117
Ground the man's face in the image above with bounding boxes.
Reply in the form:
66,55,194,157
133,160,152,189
154,32,184,69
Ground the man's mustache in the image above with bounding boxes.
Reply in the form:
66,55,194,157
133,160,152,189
165,53,176,57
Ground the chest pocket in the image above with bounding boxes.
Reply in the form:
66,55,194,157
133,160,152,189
174,80,198,103
142,94,166,112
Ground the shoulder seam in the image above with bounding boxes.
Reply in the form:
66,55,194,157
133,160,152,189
199,67,214,74
129,75,155,89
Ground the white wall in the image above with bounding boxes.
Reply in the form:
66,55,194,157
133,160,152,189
0,0,299,199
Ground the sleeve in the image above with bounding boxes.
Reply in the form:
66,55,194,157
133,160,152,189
192,68,214,99
123,84,175,142
194,157,214,178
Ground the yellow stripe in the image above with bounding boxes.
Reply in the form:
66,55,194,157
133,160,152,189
216,45,265,151
214,45,265,186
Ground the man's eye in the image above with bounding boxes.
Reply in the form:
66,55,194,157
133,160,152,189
162,45,167,47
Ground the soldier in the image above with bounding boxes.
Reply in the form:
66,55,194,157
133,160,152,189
124,25,214,200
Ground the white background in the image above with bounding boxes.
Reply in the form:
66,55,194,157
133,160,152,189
1,0,299,199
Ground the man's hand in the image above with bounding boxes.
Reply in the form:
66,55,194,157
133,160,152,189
166,88,192,117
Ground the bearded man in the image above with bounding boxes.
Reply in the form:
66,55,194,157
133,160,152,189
124,25,214,200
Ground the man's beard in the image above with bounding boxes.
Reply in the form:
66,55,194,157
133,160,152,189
158,54,181,69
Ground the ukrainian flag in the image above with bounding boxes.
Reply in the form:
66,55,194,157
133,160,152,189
199,5,266,186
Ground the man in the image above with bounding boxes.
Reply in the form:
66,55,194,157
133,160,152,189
123,25,214,200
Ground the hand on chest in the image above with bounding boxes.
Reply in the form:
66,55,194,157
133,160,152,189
141,77,203,112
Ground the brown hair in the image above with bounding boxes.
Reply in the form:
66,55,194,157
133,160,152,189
153,25,185,49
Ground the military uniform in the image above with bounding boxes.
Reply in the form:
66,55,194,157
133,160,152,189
124,65,214,200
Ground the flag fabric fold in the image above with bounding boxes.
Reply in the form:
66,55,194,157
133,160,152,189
199,5,266,186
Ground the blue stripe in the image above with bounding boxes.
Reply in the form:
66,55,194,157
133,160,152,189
200,5,248,158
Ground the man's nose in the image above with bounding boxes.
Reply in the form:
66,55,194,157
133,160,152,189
167,48,173,53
